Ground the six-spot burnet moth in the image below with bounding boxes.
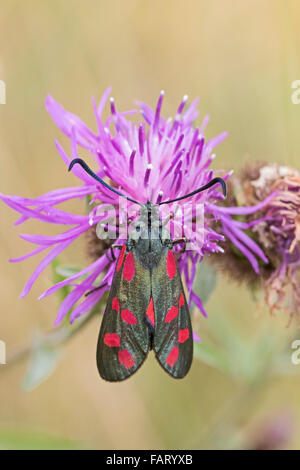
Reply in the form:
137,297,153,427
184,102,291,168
69,158,226,381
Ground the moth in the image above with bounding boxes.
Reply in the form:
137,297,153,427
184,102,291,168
69,158,226,381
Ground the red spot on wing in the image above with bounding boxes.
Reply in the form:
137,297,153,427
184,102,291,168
166,346,179,367
104,333,120,347
118,349,135,369
166,250,176,280
146,298,155,327
165,305,179,323
179,292,185,308
121,309,137,325
117,245,126,272
178,328,190,343
122,252,135,281
112,297,120,312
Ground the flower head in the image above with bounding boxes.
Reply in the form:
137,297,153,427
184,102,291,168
214,162,300,320
1,89,268,324
246,164,300,317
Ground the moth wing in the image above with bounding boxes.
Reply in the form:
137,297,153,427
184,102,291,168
97,244,151,381
151,247,193,378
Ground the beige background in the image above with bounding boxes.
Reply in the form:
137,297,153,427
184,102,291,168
0,0,300,449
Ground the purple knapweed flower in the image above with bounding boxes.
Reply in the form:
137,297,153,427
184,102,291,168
210,162,300,321
1,89,270,325
240,164,300,320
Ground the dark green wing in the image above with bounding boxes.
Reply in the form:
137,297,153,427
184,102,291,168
97,244,151,381
151,246,193,378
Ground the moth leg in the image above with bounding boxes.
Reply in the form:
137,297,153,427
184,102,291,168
105,250,114,263
106,245,122,262
85,282,107,297
161,212,174,227
106,247,116,262
172,237,186,248
172,237,189,257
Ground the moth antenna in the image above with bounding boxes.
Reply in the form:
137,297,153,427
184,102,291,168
68,158,142,206
159,177,226,205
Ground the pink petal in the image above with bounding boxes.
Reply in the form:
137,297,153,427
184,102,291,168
20,240,73,298
193,332,201,343
53,266,105,325
10,245,47,262
215,191,278,215
39,255,109,299
69,285,107,323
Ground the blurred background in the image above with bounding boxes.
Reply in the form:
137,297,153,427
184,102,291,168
0,0,300,449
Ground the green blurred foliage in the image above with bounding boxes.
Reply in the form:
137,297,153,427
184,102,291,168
0,429,80,450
